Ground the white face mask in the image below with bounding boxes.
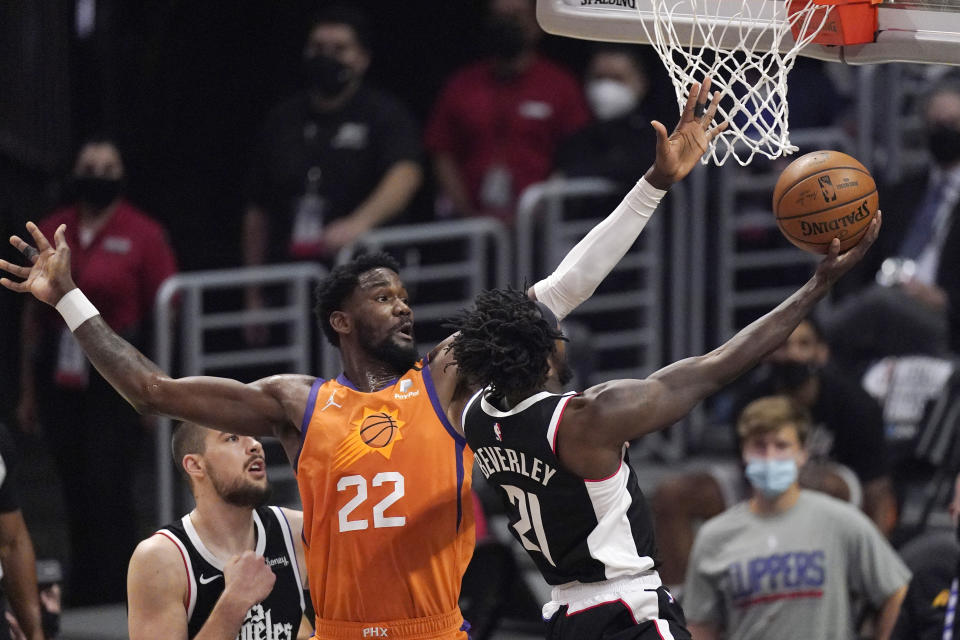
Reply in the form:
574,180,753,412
586,78,639,121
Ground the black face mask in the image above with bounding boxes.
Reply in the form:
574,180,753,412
927,123,960,166
304,53,354,99
768,361,819,391
485,18,527,60
73,176,122,209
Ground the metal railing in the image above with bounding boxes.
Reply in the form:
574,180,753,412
153,262,327,524
515,176,697,460
516,177,666,380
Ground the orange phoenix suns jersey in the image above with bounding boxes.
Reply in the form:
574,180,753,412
295,360,475,637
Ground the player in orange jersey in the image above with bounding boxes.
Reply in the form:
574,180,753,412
1,80,725,639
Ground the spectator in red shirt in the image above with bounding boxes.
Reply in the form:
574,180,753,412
17,137,177,605
424,0,591,223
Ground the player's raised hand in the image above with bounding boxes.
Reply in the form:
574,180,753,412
815,210,883,285
0,223,77,306
223,551,276,609
647,77,729,188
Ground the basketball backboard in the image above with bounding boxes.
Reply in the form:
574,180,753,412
537,0,960,65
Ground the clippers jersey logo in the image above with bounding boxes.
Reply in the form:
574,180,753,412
494,423,503,441
334,406,406,468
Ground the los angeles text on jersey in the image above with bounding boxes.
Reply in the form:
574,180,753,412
239,603,293,640
473,446,557,486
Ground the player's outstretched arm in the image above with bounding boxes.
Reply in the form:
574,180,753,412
580,214,882,446
530,77,729,321
0,223,295,438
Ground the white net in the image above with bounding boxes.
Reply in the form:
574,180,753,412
639,0,834,165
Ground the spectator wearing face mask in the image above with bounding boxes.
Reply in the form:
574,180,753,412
424,0,590,223
17,137,177,605
652,317,897,588
243,4,422,268
553,44,659,189
684,396,910,640
826,73,960,368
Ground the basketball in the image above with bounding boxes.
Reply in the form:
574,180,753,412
360,412,397,448
772,150,879,254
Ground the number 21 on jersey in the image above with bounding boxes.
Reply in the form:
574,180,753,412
337,472,406,532
503,484,555,566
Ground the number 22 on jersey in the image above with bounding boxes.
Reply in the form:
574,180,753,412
337,472,406,532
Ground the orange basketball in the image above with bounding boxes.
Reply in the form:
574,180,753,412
772,150,878,254
360,412,397,448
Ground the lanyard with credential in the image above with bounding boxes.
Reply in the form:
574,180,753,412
944,576,958,640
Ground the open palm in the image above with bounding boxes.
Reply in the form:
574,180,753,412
650,77,729,186
0,222,76,306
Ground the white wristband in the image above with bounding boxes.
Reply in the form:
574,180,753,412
55,289,100,332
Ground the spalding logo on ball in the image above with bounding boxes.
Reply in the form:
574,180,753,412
773,150,879,254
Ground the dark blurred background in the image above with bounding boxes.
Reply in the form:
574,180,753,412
0,1,678,428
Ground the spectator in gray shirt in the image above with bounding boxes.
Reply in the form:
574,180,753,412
684,396,910,640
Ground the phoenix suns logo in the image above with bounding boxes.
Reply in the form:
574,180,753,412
334,406,406,468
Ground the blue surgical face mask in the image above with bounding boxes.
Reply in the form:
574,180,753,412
745,457,798,498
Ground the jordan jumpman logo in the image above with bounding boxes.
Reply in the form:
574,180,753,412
321,389,343,412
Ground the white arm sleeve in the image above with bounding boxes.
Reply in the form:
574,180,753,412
532,176,667,320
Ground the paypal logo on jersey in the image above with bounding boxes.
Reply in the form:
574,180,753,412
394,378,420,400
728,550,826,606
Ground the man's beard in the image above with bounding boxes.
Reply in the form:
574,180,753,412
359,323,419,373
208,467,272,509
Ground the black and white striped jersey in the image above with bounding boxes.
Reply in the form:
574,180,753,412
463,388,657,586
156,505,305,639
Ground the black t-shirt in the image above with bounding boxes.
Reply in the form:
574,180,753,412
247,84,422,262
892,531,960,640
554,108,657,191
0,423,20,638
732,363,890,482
0,423,20,514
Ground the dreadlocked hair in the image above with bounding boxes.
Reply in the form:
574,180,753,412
314,251,401,346
446,287,564,397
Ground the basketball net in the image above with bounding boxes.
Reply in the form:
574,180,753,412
639,0,834,166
